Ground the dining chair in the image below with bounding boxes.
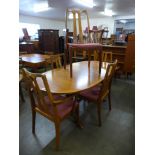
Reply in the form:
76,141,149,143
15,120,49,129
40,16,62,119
21,68,80,150
79,59,118,126
65,9,90,62
45,54,63,70
88,29,104,60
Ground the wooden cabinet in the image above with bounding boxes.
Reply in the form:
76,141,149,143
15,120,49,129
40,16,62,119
38,29,59,53
124,34,135,74
102,34,135,75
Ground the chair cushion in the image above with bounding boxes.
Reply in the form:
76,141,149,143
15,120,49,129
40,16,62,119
68,43,102,49
44,95,77,120
80,85,101,101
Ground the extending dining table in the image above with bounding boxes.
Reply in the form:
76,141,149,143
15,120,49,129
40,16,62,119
37,61,107,94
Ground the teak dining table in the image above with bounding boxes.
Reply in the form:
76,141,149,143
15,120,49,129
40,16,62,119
37,61,107,94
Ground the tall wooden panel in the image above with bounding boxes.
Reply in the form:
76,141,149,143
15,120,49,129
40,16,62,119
124,34,135,74
38,29,59,53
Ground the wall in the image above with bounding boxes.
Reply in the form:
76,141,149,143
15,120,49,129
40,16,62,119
19,15,65,36
67,17,115,38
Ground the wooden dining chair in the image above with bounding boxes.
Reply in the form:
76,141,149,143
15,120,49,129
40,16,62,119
88,29,104,60
45,54,63,70
22,68,80,150
79,59,118,126
65,9,90,62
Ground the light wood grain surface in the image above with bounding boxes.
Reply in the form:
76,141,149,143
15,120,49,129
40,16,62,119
19,54,51,68
37,61,107,94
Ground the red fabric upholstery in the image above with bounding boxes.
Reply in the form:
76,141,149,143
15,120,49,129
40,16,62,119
68,43,102,49
80,85,101,102
44,95,77,120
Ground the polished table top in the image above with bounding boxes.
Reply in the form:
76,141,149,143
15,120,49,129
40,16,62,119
37,61,107,94
19,54,51,68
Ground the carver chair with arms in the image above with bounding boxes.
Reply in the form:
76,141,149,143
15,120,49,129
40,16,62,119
22,68,80,150
79,59,118,126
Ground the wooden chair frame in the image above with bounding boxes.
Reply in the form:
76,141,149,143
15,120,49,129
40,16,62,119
79,59,118,126
22,68,80,150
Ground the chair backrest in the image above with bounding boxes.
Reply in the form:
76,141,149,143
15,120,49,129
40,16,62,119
98,59,118,102
50,55,62,69
45,54,62,70
22,68,58,118
65,9,90,59
89,29,104,44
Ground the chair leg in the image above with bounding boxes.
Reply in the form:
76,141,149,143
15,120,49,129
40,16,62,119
32,110,36,134
97,103,102,126
75,104,84,128
19,82,25,102
108,92,111,111
54,122,60,150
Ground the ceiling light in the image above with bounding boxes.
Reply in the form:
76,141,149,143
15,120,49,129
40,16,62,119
33,2,51,12
119,20,127,23
74,0,95,8
101,9,113,16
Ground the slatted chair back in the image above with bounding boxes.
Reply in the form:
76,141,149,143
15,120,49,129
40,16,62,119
22,68,57,118
65,9,90,60
88,29,104,60
98,59,117,103
45,54,62,70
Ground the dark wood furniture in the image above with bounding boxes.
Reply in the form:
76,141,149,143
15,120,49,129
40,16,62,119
22,68,80,150
38,29,59,53
124,34,135,74
19,42,35,53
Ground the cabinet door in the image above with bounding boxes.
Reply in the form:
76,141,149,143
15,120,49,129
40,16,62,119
124,34,135,74
38,29,59,52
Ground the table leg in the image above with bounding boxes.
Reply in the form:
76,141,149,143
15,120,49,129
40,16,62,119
99,48,102,75
88,49,91,69
69,47,73,78
64,50,66,69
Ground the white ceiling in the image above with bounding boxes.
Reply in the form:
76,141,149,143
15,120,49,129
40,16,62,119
19,0,135,20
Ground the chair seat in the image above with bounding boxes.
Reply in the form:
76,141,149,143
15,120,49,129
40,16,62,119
80,85,101,102
44,95,77,120
68,43,102,49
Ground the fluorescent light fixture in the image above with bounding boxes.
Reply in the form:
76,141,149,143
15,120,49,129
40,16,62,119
119,20,127,23
69,13,78,19
101,8,113,16
33,2,51,12
74,0,95,8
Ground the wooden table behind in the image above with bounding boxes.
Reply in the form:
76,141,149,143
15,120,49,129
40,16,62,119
20,54,51,68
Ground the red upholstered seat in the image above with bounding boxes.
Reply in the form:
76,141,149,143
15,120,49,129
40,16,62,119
68,43,102,49
80,85,101,101
44,95,78,120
